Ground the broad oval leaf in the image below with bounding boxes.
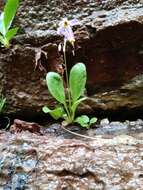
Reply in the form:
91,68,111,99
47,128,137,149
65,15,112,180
69,63,86,102
46,72,65,104
75,115,89,128
4,0,19,33
89,117,97,125
42,106,64,120
5,27,18,41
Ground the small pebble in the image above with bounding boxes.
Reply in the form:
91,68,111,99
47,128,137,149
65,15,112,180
130,121,136,126
136,119,143,126
100,118,110,126
135,125,142,130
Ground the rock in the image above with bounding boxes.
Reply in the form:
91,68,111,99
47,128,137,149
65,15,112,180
82,73,143,119
0,0,143,116
0,130,143,189
95,121,128,136
100,118,110,126
136,118,143,125
10,119,42,134
89,119,143,137
130,121,137,126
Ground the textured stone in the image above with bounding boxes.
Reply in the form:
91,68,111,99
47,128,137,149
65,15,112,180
0,129,143,189
100,118,110,126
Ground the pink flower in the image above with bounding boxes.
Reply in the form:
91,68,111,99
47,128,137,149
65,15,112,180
57,18,79,46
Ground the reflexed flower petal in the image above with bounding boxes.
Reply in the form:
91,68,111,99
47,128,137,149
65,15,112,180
69,19,80,26
57,18,79,49
57,26,65,35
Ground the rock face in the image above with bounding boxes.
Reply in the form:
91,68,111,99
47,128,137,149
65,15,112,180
0,0,143,115
0,129,143,190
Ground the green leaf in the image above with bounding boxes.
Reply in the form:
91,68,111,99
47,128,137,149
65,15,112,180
3,0,19,33
0,96,6,113
71,97,86,114
42,106,64,120
69,63,86,102
89,117,97,125
75,115,89,128
5,27,18,41
42,106,51,113
46,72,65,104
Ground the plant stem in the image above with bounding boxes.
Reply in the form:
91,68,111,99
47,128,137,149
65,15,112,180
63,103,70,121
4,38,10,48
63,42,72,120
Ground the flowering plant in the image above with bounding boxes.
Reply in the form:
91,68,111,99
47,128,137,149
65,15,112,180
43,18,97,128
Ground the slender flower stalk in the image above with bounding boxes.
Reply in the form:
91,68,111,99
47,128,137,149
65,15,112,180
63,42,71,112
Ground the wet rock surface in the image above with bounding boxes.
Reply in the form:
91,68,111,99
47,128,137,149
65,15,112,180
44,118,143,139
0,119,143,189
0,0,143,115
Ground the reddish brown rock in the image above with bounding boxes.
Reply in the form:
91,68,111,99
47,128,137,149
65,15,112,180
0,130,143,189
10,119,42,134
